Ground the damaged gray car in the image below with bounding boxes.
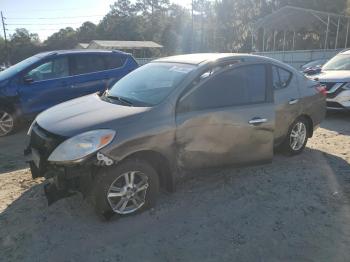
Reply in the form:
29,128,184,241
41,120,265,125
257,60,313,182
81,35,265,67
25,53,326,219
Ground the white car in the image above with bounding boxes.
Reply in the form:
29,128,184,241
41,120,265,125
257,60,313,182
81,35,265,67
315,49,350,110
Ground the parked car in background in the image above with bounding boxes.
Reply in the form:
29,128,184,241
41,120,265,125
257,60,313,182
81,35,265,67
314,49,350,110
25,53,326,219
0,50,138,136
301,58,328,76
0,64,7,72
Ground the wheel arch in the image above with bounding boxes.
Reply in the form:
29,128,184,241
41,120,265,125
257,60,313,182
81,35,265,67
122,150,175,193
299,114,314,138
0,97,16,112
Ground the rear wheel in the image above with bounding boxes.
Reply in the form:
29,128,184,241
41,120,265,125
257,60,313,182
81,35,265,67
92,158,159,220
282,117,309,155
0,109,17,137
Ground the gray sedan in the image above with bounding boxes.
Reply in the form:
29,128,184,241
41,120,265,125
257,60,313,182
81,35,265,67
26,53,326,219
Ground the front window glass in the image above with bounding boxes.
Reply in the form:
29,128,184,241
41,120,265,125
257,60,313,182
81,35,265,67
0,55,40,80
106,62,196,106
180,64,267,111
323,54,350,70
26,57,69,81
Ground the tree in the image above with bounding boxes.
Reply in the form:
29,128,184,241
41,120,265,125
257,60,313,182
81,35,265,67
44,27,78,50
9,28,42,64
76,22,98,43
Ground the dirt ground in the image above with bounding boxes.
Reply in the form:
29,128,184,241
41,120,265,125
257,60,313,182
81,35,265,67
0,112,349,262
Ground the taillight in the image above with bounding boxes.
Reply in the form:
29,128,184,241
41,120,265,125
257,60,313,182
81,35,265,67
315,84,327,96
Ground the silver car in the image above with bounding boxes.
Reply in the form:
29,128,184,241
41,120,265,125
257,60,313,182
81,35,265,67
316,49,350,110
26,54,326,219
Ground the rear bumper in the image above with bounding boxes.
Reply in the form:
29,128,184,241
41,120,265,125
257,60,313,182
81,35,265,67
326,90,350,110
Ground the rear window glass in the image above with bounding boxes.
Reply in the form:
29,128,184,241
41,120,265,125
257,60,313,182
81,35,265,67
272,66,292,89
103,55,126,70
71,54,105,75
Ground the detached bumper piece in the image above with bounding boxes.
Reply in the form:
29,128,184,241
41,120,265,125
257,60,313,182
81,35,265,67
44,182,76,206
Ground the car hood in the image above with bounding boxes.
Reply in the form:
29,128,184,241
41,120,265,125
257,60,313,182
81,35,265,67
316,70,350,82
36,94,150,137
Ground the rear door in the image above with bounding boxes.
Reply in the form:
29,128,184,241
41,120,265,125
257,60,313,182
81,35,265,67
175,63,275,169
67,53,108,99
67,53,128,99
18,56,71,116
272,65,301,145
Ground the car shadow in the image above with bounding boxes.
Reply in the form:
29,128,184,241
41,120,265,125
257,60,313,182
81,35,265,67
1,148,349,261
322,111,350,135
0,129,29,174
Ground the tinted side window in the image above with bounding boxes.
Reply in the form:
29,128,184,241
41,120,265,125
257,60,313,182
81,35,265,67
71,54,105,75
26,57,69,81
272,66,292,89
181,64,267,111
103,55,126,70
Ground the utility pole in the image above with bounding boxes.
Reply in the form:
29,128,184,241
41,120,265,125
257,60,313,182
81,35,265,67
1,11,9,66
191,0,194,53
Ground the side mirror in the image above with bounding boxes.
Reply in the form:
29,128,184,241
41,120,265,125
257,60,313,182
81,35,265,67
23,75,34,84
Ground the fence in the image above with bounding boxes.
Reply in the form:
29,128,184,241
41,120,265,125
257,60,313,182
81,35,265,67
135,49,343,68
135,58,155,65
253,49,342,69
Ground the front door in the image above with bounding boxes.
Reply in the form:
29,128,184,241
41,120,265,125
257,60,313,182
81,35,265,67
18,56,70,116
175,64,275,169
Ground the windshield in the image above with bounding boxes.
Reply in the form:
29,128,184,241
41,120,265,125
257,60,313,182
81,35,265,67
322,54,350,70
106,62,196,106
302,59,326,69
0,55,41,80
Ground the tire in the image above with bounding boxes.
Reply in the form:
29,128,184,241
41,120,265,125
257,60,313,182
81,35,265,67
282,117,309,155
91,158,159,220
0,108,18,137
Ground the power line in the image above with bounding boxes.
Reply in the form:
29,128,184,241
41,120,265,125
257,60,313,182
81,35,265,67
7,28,66,31
7,22,87,26
4,7,104,13
6,14,105,20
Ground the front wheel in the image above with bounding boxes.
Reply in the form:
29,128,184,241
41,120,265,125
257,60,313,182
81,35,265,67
0,109,17,137
92,158,159,220
282,117,309,155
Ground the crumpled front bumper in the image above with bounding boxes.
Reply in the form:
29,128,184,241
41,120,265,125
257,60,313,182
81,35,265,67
25,145,96,204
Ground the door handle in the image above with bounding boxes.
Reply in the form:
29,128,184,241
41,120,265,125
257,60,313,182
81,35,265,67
289,99,299,105
249,118,268,125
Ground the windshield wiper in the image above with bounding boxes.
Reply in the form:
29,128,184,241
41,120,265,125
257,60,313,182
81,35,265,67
105,95,133,106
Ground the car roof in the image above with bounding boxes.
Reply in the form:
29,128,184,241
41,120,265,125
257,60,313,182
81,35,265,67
153,53,295,70
340,49,350,55
35,49,129,58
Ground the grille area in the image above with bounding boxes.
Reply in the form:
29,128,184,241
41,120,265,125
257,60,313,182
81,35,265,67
30,123,66,159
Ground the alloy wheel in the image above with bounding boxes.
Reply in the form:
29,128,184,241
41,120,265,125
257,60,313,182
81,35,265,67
289,122,307,151
0,111,14,137
107,171,149,215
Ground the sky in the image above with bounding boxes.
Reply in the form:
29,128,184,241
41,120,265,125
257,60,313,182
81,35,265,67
0,0,192,41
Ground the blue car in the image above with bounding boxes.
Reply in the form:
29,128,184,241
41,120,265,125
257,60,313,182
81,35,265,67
0,50,138,136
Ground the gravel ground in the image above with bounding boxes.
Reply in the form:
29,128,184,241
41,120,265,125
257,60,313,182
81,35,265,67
0,112,349,262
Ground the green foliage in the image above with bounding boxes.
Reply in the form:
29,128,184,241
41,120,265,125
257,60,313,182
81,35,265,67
0,0,349,65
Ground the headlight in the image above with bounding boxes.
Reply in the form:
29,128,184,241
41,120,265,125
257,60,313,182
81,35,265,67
48,129,116,163
343,83,350,90
27,120,36,136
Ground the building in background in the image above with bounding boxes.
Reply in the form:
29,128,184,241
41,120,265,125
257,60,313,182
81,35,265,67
75,40,163,58
75,43,89,49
